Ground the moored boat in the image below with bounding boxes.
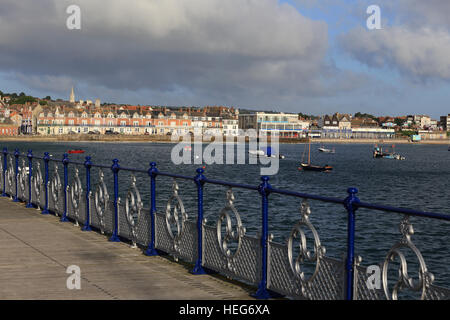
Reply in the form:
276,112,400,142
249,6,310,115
318,146,335,153
68,149,85,154
299,139,333,172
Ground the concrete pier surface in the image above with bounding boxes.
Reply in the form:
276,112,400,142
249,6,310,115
0,197,254,300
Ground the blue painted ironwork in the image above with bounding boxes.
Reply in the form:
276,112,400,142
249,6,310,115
3,146,450,300
192,168,206,275
61,153,69,222
42,152,50,214
2,147,7,197
109,159,120,242
344,187,360,300
254,176,272,299
145,162,158,256
83,156,92,231
13,149,19,202
26,150,33,208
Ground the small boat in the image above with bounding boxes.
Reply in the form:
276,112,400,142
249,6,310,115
299,139,333,172
299,163,333,172
373,145,405,160
68,149,85,154
249,147,285,159
318,146,335,153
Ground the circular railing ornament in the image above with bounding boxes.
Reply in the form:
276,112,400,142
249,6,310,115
32,162,43,209
165,180,188,254
216,188,246,272
70,168,83,227
7,157,14,196
94,170,109,234
125,174,143,248
50,163,62,215
382,215,434,300
18,159,27,197
287,199,326,298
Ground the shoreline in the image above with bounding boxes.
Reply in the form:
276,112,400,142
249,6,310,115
1,136,449,145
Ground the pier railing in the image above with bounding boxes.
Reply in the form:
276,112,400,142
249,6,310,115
1,147,450,300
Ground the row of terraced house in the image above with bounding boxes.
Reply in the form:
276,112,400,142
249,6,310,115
36,105,239,136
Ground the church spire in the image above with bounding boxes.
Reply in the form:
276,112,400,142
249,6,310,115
70,87,75,103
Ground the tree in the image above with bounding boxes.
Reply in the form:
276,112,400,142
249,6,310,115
44,96,51,100
39,100,48,105
394,118,405,127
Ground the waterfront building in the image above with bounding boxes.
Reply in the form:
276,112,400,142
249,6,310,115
440,114,450,131
222,117,239,137
319,113,352,138
239,112,310,138
0,121,19,135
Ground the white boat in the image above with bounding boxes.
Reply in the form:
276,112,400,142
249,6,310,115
318,146,335,153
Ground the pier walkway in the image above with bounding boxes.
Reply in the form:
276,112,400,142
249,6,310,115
0,197,254,300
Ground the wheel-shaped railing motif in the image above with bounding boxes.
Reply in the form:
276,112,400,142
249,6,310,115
165,179,188,254
216,188,246,272
382,215,434,300
50,163,62,215
6,157,14,196
18,159,27,198
94,170,109,234
287,199,326,298
70,168,83,227
125,174,143,248
32,162,43,209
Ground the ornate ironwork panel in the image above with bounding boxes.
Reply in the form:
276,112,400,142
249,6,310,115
124,174,143,248
49,163,62,215
32,161,43,209
382,215,435,300
70,168,83,226
93,170,109,234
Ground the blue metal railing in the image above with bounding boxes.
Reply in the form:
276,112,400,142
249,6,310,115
1,146,450,300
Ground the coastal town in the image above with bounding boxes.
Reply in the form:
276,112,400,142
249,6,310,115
1,88,449,142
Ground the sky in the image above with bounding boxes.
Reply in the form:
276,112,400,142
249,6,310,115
0,0,449,118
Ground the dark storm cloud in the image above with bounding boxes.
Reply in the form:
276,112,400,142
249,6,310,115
0,0,363,110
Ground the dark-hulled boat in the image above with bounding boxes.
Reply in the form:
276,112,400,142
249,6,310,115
299,138,333,172
299,163,333,172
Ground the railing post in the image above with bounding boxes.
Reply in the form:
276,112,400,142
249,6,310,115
254,176,272,299
192,168,206,275
109,159,120,242
145,162,158,256
2,147,7,197
42,152,50,214
26,150,33,208
82,156,92,231
344,187,360,300
13,149,19,202
61,153,69,222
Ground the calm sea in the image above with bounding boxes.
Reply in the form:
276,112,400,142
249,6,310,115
2,140,450,292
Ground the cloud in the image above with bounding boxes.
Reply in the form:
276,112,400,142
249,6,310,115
0,0,343,110
339,26,450,82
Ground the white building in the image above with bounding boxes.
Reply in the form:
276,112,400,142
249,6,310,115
239,112,310,138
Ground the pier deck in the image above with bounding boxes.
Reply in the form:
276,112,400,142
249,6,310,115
0,197,254,300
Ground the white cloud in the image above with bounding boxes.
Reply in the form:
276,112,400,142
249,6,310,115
340,26,450,82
